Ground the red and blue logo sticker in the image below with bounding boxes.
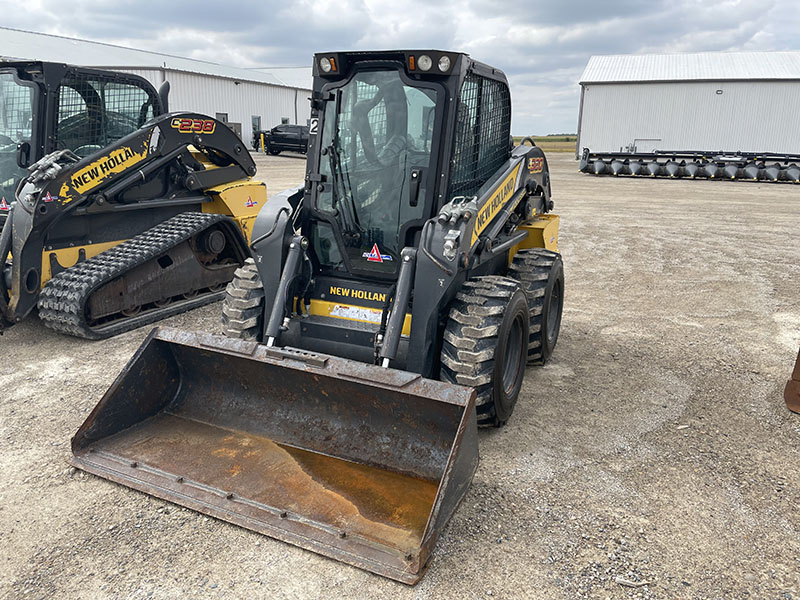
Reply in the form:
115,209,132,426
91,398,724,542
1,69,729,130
43,192,58,203
0,197,8,211
245,196,258,208
362,243,392,263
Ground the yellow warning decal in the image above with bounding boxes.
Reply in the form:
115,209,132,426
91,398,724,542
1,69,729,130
470,162,522,245
308,299,411,336
67,146,148,197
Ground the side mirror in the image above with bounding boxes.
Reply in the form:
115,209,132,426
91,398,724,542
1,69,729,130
16,141,30,169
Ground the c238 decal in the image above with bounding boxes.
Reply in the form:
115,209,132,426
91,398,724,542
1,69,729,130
170,117,216,134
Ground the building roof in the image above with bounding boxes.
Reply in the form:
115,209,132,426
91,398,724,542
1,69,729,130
255,67,312,90
0,26,311,90
580,51,800,84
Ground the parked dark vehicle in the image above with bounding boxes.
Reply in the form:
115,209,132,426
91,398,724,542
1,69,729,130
261,124,309,155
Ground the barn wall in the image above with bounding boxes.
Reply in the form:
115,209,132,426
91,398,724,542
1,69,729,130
116,68,311,142
577,80,800,154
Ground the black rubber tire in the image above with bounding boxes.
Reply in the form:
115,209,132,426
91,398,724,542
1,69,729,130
265,143,281,156
221,258,265,341
508,248,564,365
440,276,530,427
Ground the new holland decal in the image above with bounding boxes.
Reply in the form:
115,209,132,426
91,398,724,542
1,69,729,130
64,146,148,197
328,286,387,303
57,128,155,204
470,162,522,245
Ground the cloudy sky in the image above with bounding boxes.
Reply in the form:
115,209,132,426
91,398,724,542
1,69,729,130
2,0,799,134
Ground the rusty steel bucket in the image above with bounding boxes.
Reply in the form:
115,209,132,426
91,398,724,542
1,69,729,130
71,328,478,584
786,349,800,414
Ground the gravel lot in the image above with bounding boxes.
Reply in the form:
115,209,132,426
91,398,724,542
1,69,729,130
1,151,798,599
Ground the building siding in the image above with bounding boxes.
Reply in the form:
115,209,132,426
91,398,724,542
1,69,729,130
577,80,800,155
115,68,311,141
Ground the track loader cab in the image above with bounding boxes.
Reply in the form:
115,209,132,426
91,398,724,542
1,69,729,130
72,50,564,584
0,62,166,226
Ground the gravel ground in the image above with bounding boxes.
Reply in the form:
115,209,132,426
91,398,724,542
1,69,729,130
1,151,798,600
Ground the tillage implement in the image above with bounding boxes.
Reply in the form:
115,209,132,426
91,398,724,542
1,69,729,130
1,92,262,337
579,148,800,183
72,50,565,583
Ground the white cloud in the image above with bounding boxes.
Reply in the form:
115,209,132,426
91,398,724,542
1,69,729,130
0,0,798,133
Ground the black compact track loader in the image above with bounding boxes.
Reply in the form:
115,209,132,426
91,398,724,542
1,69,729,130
0,62,264,338
71,50,564,583
1,62,262,338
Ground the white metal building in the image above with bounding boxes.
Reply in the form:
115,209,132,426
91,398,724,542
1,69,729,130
0,26,312,141
577,52,800,157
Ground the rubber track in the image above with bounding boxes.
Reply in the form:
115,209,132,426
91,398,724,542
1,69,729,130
38,212,231,339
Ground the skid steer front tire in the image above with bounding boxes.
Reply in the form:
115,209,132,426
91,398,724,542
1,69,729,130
440,276,529,427
509,248,564,365
221,258,265,341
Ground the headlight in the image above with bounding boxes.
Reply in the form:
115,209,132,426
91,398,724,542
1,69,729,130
438,55,451,72
320,57,332,73
418,54,433,71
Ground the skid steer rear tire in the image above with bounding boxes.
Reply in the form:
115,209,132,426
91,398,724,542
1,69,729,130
221,258,265,341
509,248,564,365
440,276,529,427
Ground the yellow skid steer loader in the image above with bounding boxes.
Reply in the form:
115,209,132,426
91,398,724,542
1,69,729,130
71,50,565,583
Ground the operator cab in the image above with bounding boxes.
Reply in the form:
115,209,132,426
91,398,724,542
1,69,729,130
0,62,163,222
304,50,512,280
